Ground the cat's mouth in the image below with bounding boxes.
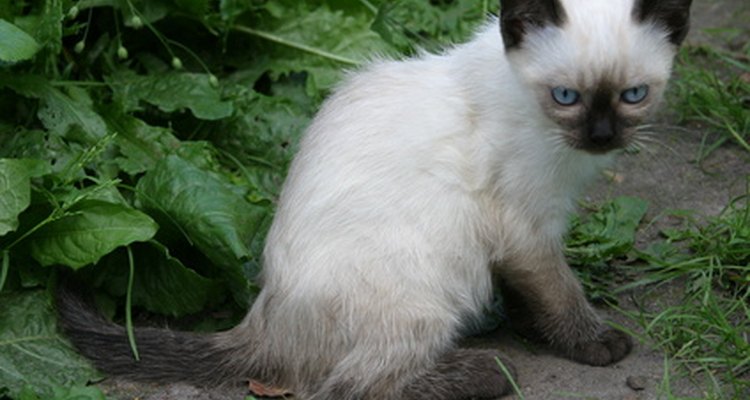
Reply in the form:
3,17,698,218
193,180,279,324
562,129,632,155
571,138,628,154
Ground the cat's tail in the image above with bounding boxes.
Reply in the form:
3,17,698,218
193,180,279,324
55,281,254,386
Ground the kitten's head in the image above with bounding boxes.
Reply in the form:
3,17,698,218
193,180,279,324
500,0,692,154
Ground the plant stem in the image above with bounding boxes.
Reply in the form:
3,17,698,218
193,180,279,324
0,250,8,293
126,246,140,361
231,25,360,66
357,0,378,14
50,80,108,87
2,210,62,252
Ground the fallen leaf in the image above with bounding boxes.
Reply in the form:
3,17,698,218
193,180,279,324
248,379,293,397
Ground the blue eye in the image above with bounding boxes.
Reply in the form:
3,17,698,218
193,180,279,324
621,85,649,104
551,87,580,106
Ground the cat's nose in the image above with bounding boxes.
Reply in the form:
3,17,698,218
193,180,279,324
588,117,616,145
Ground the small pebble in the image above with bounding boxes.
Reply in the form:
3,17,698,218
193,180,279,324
626,375,648,391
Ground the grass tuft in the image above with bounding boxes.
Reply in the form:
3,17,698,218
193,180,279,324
622,185,750,398
668,42,750,161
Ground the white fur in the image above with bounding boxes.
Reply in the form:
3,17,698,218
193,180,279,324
515,0,675,94
230,1,680,397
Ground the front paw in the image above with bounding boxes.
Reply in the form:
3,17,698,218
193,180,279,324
565,328,633,366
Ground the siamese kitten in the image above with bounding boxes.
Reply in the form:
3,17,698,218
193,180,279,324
58,0,692,399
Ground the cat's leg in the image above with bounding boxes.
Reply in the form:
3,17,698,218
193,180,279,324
497,245,632,366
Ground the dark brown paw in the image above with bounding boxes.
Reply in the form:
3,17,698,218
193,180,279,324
403,349,518,400
566,328,633,366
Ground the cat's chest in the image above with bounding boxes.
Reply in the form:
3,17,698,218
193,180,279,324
474,147,609,258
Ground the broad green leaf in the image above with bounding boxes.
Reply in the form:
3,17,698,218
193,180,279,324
215,86,310,199
0,74,107,145
0,72,47,96
243,2,394,94
0,19,40,62
367,0,495,53
29,201,158,269
12,0,63,56
38,86,108,144
132,241,224,316
136,155,266,304
0,2,12,20
101,108,180,175
107,70,233,120
50,385,107,400
0,290,100,398
0,158,50,236
95,241,224,317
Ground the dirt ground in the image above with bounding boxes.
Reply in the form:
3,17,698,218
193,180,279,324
97,2,750,399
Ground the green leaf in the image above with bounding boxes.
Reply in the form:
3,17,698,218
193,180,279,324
0,290,100,398
566,196,649,265
0,74,108,145
0,158,50,236
136,155,266,304
50,385,107,400
101,107,181,175
132,241,224,316
37,86,108,144
368,0,494,52
12,0,63,56
107,70,233,120
0,73,47,96
29,200,158,269
172,0,210,16
219,0,261,21
0,19,40,63
15,386,41,400
95,241,224,317
215,87,310,199
237,2,393,94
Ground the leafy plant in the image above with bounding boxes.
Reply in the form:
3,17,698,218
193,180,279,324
0,0,496,397
565,196,649,302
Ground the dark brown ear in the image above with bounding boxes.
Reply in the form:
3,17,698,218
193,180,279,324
500,0,566,50
634,0,693,45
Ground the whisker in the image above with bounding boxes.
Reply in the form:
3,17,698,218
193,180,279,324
544,129,571,153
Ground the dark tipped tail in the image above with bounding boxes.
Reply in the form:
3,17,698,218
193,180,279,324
56,282,237,386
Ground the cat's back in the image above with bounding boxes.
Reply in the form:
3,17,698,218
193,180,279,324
307,53,470,151
282,24,506,197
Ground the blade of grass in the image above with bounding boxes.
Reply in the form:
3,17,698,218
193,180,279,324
495,357,524,399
